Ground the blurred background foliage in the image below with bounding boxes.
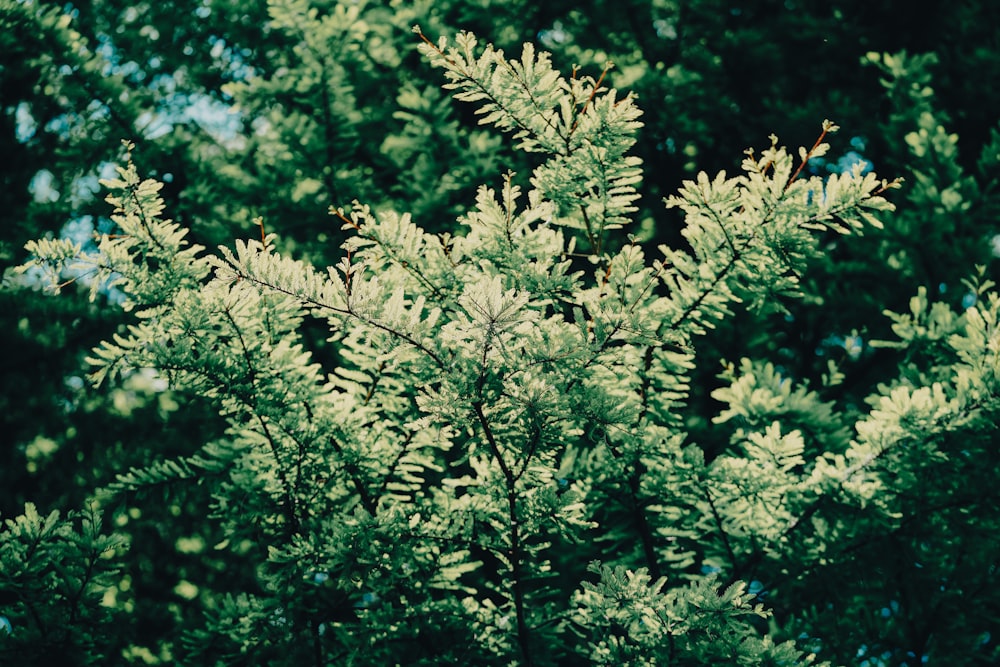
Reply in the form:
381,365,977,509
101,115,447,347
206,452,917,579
1,0,998,664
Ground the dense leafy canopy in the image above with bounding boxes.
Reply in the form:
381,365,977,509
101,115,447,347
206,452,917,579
2,1,999,665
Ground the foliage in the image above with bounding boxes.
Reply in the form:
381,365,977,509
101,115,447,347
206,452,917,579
3,1,1000,665
0,502,125,666
4,26,961,665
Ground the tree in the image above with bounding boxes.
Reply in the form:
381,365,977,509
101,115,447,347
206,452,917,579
3,1,1000,665
10,25,999,665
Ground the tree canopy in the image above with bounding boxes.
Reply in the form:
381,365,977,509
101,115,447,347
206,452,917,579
2,1,999,665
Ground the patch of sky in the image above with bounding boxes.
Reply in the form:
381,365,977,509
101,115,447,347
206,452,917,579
151,71,178,96
61,214,125,304
816,331,864,360
44,113,72,138
308,570,330,584
209,35,227,61
353,591,379,609
185,94,242,142
62,216,96,248
653,18,678,39
69,173,102,209
85,25,254,145
15,169,126,302
537,21,569,49
135,108,173,140
30,169,60,203
135,92,242,143
117,59,144,81
832,150,872,174
857,647,896,667
86,97,111,122
808,135,874,176
96,33,117,77
15,102,37,142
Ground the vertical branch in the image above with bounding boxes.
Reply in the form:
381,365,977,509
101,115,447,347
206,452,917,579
472,401,533,666
604,431,662,580
784,119,838,192
634,345,661,576
64,512,99,630
221,306,302,533
702,484,738,572
327,435,378,516
628,464,662,581
569,62,612,135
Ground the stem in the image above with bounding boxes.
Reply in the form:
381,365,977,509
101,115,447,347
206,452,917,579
667,252,740,332
507,487,531,666
629,467,662,580
414,28,561,153
231,268,446,368
124,181,167,252
64,540,98,629
628,347,663,580
702,485,738,570
472,401,532,665
579,203,599,255
569,63,611,135
374,431,416,508
327,435,377,516
222,307,302,532
785,124,832,192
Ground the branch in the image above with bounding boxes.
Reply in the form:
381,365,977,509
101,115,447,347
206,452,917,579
471,401,532,665
221,306,302,533
230,269,447,368
414,27,562,154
